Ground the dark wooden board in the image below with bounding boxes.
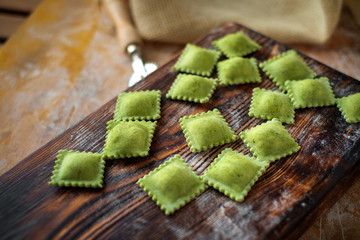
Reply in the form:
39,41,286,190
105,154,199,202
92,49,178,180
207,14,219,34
1,23,360,240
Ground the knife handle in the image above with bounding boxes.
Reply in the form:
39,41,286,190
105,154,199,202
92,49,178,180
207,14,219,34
103,0,143,53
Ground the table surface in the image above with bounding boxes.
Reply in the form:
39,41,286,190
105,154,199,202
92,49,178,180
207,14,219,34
0,0,359,239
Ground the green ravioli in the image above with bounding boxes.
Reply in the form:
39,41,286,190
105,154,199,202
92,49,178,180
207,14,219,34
260,50,316,91
114,90,161,121
166,74,217,103
137,155,207,215
249,88,295,124
337,92,360,123
212,31,261,58
49,150,105,188
179,108,238,152
285,77,336,109
173,44,220,76
217,57,261,85
103,120,156,159
202,148,268,202
240,119,300,163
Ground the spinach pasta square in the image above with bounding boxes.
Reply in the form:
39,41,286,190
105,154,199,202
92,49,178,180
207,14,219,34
114,90,161,121
201,148,268,202
217,57,261,85
173,44,220,76
49,150,105,188
285,77,336,109
137,155,207,215
166,74,217,103
240,119,300,163
102,120,157,159
260,50,316,91
179,109,238,152
336,92,360,123
249,88,295,124
212,31,261,58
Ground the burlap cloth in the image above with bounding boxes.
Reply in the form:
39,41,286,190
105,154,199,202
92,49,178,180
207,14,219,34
128,0,359,44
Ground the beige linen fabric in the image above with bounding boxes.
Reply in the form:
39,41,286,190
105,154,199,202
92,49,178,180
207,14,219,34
129,0,343,44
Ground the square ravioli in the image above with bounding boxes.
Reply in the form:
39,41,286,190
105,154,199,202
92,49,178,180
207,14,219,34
337,92,360,123
240,119,300,163
217,57,261,85
173,44,220,77
201,148,268,202
49,150,105,188
102,120,156,159
137,155,207,215
179,108,238,152
212,31,261,58
166,74,217,103
285,77,336,109
260,50,316,91
114,90,161,121
249,88,295,124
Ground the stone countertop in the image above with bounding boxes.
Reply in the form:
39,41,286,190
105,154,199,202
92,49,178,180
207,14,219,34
0,0,359,239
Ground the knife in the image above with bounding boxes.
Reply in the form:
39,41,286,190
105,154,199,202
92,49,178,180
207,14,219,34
103,0,157,87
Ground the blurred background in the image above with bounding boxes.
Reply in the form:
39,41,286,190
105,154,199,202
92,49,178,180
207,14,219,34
0,0,359,239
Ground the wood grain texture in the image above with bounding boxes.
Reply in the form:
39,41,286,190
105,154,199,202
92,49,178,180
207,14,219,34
0,23,360,240
0,14,26,38
0,0,41,12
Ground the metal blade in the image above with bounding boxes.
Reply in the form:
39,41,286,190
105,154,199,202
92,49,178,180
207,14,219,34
126,44,158,87
128,62,157,87
130,53,147,78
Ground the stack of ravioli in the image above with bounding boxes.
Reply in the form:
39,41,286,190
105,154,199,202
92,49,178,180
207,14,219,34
49,30,360,216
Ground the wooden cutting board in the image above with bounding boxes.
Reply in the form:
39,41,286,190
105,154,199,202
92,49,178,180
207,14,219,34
1,23,359,240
